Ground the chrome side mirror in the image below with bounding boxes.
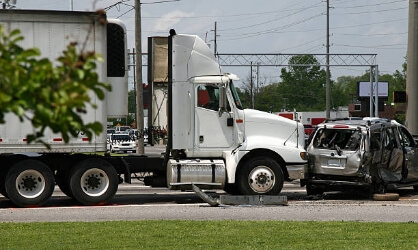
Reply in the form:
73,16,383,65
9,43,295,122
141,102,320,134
218,85,227,117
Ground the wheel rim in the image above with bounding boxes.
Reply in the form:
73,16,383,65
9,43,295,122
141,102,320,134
80,168,110,197
15,170,46,199
248,166,275,193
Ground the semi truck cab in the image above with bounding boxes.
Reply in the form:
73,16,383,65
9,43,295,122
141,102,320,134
164,32,307,194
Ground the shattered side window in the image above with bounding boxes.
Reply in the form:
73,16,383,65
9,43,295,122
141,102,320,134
382,128,398,150
370,130,381,151
398,126,416,148
313,128,361,151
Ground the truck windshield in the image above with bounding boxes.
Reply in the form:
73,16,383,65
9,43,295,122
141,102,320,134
229,81,243,110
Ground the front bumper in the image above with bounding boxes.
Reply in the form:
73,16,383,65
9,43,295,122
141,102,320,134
286,163,307,180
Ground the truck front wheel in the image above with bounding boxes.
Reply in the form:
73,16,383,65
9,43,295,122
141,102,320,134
237,157,284,195
69,159,118,206
4,159,55,207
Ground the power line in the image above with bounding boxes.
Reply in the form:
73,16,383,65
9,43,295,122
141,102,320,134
334,43,406,49
279,36,326,52
332,0,405,9
334,32,407,37
217,1,323,32
142,0,180,4
218,13,323,41
333,6,407,15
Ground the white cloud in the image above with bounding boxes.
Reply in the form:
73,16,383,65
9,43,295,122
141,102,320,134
153,10,195,32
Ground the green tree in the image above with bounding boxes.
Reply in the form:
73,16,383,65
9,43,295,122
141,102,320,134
0,23,110,145
128,89,136,114
236,87,251,109
254,82,281,112
279,55,327,111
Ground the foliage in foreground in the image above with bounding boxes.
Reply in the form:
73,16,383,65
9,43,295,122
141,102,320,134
0,220,416,249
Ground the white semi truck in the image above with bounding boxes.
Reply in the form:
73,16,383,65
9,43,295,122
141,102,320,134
0,10,307,207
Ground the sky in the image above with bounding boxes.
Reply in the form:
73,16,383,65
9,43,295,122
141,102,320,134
9,0,409,89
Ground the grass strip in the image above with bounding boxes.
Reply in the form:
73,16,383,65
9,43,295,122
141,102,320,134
0,220,416,249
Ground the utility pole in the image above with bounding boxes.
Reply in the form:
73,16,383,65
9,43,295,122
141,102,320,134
325,0,330,118
406,0,418,136
214,21,217,56
132,48,137,129
135,0,145,154
256,62,260,95
250,62,254,109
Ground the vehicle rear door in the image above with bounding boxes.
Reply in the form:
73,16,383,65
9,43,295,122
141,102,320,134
397,126,418,180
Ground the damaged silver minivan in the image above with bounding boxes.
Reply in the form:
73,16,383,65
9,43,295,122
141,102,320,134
301,118,418,196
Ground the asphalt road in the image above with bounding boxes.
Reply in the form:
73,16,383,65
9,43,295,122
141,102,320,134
0,181,417,222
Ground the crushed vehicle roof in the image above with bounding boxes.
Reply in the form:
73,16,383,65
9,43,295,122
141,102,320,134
320,117,393,127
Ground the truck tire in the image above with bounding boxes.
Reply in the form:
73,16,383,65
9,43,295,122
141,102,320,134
69,159,118,206
237,157,284,195
4,159,55,207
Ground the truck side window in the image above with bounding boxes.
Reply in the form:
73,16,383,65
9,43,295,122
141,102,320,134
197,85,219,111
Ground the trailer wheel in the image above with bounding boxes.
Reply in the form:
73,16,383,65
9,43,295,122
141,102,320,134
4,160,55,207
237,157,284,195
69,159,118,206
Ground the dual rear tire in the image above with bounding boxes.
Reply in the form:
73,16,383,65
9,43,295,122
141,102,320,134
4,159,55,208
1,158,119,207
68,159,119,206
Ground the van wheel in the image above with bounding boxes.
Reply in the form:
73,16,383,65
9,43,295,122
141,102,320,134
237,157,284,195
306,184,323,196
413,185,418,192
4,160,55,207
69,159,118,206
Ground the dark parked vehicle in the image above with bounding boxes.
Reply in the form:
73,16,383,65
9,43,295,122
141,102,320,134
301,118,418,196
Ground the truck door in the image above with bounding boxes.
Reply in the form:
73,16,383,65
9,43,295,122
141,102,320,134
195,84,234,148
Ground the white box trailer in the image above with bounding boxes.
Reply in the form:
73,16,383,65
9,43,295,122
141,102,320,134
0,10,127,153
